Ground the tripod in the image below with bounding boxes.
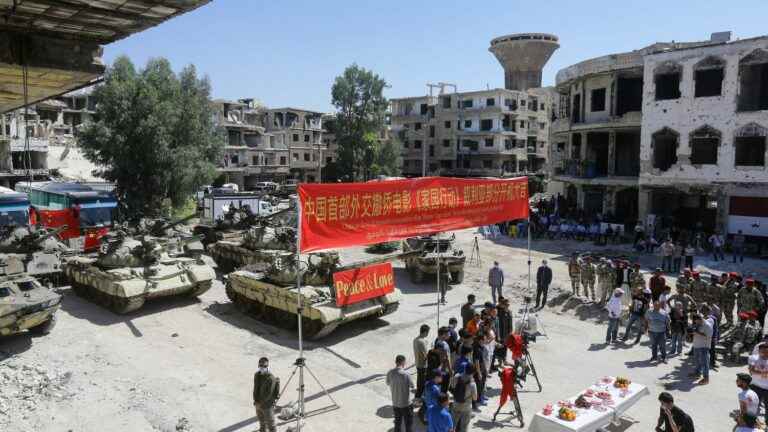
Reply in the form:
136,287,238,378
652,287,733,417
468,235,481,267
492,367,525,427
276,357,339,422
518,298,548,339
516,346,542,392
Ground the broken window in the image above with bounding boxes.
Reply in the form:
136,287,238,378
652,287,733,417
304,135,310,143
734,123,768,166
292,153,299,161
442,139,450,147
571,133,582,159
461,100,473,109
464,120,472,129
694,56,725,97
280,156,287,165
689,125,721,165
420,104,428,115
485,138,494,147
440,160,452,169
572,94,581,123
292,134,299,142
505,98,517,110
502,115,514,131
463,140,479,151
486,98,495,107
652,128,679,171
505,139,513,150
304,153,310,162
529,98,538,111
429,125,435,138
519,120,525,129
415,122,422,130
480,119,493,131
429,145,435,157
654,62,682,100
616,77,643,116
738,49,768,111
414,140,422,149
614,132,640,176
444,121,451,129
482,160,493,169
591,88,606,112
442,97,451,108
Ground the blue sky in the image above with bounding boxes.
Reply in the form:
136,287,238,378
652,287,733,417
106,0,767,112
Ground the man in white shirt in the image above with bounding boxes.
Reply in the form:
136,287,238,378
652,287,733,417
737,372,760,421
605,288,624,343
709,232,725,261
748,343,768,426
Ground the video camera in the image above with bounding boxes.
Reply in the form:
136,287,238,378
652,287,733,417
522,331,537,344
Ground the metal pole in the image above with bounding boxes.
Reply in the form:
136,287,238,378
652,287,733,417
527,213,532,295
436,231,441,328
295,204,305,432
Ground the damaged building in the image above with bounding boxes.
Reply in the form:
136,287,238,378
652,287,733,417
264,108,325,183
391,33,559,178
551,32,768,239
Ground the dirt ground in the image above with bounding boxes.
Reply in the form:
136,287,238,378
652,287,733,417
1,228,765,432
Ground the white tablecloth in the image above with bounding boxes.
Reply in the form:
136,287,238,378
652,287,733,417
528,378,650,432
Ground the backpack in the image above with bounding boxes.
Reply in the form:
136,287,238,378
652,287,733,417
450,376,469,403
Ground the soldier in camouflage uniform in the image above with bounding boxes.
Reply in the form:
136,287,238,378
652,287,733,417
669,283,696,316
689,272,706,306
598,260,616,305
628,263,645,293
721,272,741,327
706,274,723,322
738,279,765,318
568,255,581,296
580,256,597,301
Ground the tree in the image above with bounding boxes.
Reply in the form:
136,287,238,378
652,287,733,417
331,64,397,180
79,56,223,219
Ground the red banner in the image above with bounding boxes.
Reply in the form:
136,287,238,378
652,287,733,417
333,262,395,307
299,176,528,252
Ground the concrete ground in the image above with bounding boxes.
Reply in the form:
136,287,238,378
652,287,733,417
1,228,764,432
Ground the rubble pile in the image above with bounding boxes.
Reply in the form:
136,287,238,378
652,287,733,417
0,359,73,425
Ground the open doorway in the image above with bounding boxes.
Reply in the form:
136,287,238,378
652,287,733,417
586,132,609,177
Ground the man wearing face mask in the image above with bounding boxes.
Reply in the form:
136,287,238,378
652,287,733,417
253,357,280,432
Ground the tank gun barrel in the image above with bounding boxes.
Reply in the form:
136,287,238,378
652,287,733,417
150,214,196,235
335,249,420,273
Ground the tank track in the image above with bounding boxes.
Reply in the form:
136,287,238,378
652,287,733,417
188,280,213,298
225,283,337,339
71,280,146,314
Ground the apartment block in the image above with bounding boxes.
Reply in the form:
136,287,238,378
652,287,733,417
391,88,551,178
551,32,768,240
263,108,325,183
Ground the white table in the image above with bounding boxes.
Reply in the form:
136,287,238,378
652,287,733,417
528,378,650,432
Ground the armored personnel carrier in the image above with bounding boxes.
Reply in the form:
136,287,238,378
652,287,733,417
225,250,419,339
0,225,72,285
64,228,216,314
0,255,60,336
402,235,466,284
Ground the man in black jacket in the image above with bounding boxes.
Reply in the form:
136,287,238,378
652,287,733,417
253,357,280,432
656,392,694,432
535,260,553,309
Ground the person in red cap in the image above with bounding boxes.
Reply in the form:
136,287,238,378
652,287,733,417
738,279,765,318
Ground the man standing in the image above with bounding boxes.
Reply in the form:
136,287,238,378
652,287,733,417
414,324,430,399
488,262,504,304
661,239,675,272
599,260,616,305
580,257,597,301
428,394,454,432
461,295,475,329
568,254,581,296
450,364,477,432
649,268,666,302
535,260,553,309
673,242,684,273
387,355,414,432
655,392,694,432
733,230,747,263
629,263,646,293
605,288,624,344
646,300,670,363
722,273,740,327
710,231,725,261
689,313,713,385
253,357,280,432
748,343,768,427
690,272,706,305
739,280,765,316
622,287,649,344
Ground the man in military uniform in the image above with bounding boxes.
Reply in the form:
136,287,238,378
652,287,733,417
253,357,280,432
669,283,696,316
598,260,616,305
689,272,706,305
628,263,645,293
580,256,597,301
705,274,724,322
738,279,766,318
568,254,581,296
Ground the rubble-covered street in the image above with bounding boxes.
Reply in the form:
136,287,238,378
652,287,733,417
2,228,762,431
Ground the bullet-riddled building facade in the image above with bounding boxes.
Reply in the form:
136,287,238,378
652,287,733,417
551,32,768,242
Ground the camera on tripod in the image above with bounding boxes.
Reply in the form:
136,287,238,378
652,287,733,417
522,331,537,344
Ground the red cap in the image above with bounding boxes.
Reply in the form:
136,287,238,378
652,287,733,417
729,272,739,277
746,279,755,285
692,271,700,277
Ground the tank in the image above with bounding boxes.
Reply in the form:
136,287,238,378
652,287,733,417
64,228,216,314
402,235,466,284
225,250,419,339
0,255,60,336
206,211,297,273
0,225,73,285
